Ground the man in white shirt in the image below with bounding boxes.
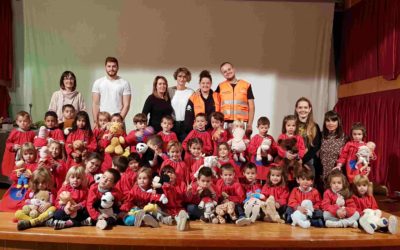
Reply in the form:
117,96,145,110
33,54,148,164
92,57,131,126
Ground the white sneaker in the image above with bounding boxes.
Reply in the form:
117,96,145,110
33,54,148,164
325,220,343,228
236,217,251,226
176,210,189,231
389,216,398,234
96,219,107,230
143,214,159,228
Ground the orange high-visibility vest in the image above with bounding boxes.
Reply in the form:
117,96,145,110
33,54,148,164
218,80,250,121
189,91,220,116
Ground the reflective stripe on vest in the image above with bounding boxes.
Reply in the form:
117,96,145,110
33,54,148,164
190,92,220,116
219,80,250,121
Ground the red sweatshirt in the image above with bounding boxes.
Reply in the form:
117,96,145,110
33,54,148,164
55,184,88,209
261,185,289,206
125,130,150,153
186,181,219,205
182,129,213,155
65,129,97,157
51,159,67,191
209,128,228,156
337,141,367,183
288,187,321,210
352,194,379,215
157,131,178,152
10,162,38,184
160,159,188,184
120,184,161,211
277,134,306,159
86,183,122,220
47,128,65,143
161,181,187,216
115,169,138,196
248,134,278,180
215,179,245,204
321,189,357,218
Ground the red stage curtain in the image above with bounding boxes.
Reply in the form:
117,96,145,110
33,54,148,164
341,0,400,83
0,0,13,81
335,90,400,194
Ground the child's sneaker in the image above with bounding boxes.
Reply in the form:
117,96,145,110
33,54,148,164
161,215,174,226
143,214,159,228
388,216,398,234
96,219,108,230
236,217,251,226
45,218,54,227
81,217,92,226
17,220,31,231
176,210,190,231
134,210,146,227
325,220,343,228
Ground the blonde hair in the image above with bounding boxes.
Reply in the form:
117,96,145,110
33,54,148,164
64,165,87,189
295,97,317,146
30,167,52,193
47,140,65,160
232,120,245,129
20,142,37,162
167,140,182,152
136,167,152,184
98,111,111,122
353,174,373,196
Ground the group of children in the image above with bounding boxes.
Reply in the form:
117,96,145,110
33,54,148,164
0,104,397,236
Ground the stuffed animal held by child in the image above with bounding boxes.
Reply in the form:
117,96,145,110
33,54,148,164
58,191,78,218
104,122,125,155
22,190,52,218
256,137,273,162
198,189,217,222
193,156,219,180
151,175,169,204
96,192,116,230
228,123,249,162
356,145,371,174
33,126,49,148
291,199,313,229
214,200,237,224
14,160,31,189
276,138,301,179
243,189,265,223
69,140,86,163
136,135,164,167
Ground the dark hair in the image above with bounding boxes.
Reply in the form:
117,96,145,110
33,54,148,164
350,122,366,140
242,162,257,172
161,115,174,123
105,57,119,67
217,142,230,152
86,152,103,162
105,168,121,184
62,104,75,112
111,113,123,121
199,70,212,82
323,110,344,139
211,112,224,123
296,168,314,181
257,116,270,127
220,163,235,173
266,166,287,187
173,67,192,82
198,167,213,178
326,169,351,199
71,111,92,136
112,156,129,173
220,62,233,69
187,138,203,149
281,115,297,134
161,165,175,175
127,152,141,163
152,76,170,101
195,112,207,120
44,111,58,120
59,71,77,91
133,113,147,124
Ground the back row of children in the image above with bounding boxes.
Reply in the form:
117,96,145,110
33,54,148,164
0,108,396,235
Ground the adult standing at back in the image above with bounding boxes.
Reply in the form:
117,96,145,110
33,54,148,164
184,70,220,133
168,67,194,142
92,57,131,127
142,76,173,133
215,62,255,135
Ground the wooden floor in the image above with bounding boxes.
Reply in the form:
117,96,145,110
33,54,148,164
0,213,399,249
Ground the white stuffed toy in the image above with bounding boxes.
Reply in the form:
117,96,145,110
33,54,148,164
96,192,116,230
228,124,249,162
256,137,273,162
291,199,314,229
359,209,398,234
356,145,371,173
194,156,219,179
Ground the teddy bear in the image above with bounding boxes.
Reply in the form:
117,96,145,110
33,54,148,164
14,160,31,189
276,138,302,179
213,200,237,224
198,189,217,222
33,126,49,148
58,191,78,218
261,196,285,224
104,122,125,155
96,191,116,230
228,125,249,162
69,140,86,163
22,190,52,218
193,156,219,180
359,209,398,234
291,199,314,229
256,137,273,162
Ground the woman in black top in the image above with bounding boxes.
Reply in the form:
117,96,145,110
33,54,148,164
142,76,173,133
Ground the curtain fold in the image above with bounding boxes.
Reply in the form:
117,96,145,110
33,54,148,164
340,0,400,83
0,0,13,82
335,90,400,194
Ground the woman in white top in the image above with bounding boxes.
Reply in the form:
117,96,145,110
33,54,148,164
48,71,86,123
168,67,194,142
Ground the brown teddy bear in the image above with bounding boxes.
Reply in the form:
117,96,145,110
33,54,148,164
276,138,302,179
69,140,86,163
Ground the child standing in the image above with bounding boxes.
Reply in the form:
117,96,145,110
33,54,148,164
210,112,228,156
43,111,65,143
0,143,39,211
15,168,56,230
160,141,188,184
248,117,277,181
93,111,111,144
184,138,204,181
183,113,213,155
157,115,178,152
1,111,35,177
352,175,398,234
125,113,153,149
335,122,372,182
215,163,251,226
261,166,289,221
59,104,76,131
50,166,89,229
286,169,324,227
322,170,359,228
65,111,97,165
277,115,306,161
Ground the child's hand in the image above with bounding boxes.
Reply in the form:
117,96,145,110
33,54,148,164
333,164,342,171
221,192,229,199
16,171,22,177
24,171,32,178
337,208,347,219
13,144,21,151
275,202,280,209
286,152,297,160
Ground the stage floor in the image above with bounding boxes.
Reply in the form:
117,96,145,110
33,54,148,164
0,213,399,249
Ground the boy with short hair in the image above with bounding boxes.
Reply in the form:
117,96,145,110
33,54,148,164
182,113,213,155
125,113,151,149
59,104,76,130
157,115,178,152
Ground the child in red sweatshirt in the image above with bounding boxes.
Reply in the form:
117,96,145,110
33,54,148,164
182,113,213,155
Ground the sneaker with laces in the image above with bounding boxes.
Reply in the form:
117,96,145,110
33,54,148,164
161,215,174,226
176,210,190,231
388,216,398,234
143,214,159,228
54,220,66,230
45,218,54,227
17,220,31,231
81,217,92,226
